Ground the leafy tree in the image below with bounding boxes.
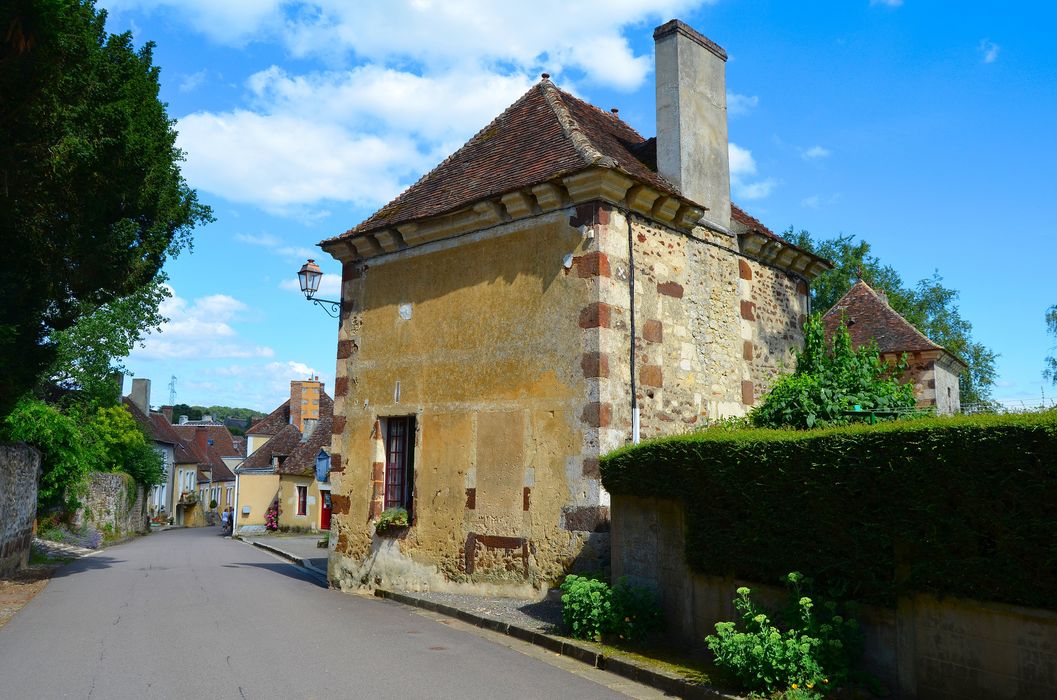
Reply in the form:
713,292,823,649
751,315,916,429
89,405,164,486
2,398,100,510
0,0,212,418
1045,305,1057,385
789,231,997,405
49,277,170,406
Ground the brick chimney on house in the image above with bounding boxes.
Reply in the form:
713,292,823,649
130,378,151,414
289,376,323,433
654,19,731,233
160,405,174,423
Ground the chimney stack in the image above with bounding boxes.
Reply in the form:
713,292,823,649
130,378,151,414
289,378,323,434
161,405,174,423
654,20,731,232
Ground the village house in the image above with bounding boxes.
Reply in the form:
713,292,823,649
121,378,179,520
823,279,966,414
233,379,334,534
319,20,831,591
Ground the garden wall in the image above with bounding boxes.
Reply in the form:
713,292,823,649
612,494,1057,699
0,444,41,577
603,414,1057,699
76,472,149,539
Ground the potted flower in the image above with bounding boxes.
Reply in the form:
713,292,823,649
264,502,280,531
375,507,409,535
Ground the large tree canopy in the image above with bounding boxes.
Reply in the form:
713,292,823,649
0,0,211,417
789,231,997,406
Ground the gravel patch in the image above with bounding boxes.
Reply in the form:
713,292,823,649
400,589,566,634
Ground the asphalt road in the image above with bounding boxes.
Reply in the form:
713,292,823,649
0,528,645,700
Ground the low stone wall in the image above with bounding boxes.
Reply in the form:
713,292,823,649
77,472,149,538
611,494,1057,700
0,444,41,577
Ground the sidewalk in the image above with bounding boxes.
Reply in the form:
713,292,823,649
376,589,737,700
238,533,328,581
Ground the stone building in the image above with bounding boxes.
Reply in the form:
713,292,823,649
823,280,966,414
319,19,831,591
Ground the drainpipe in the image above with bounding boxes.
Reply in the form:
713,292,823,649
627,215,640,444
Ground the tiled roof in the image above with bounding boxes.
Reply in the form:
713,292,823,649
122,398,178,446
276,416,333,477
246,400,290,435
823,280,961,361
238,393,333,475
171,424,239,481
323,78,689,244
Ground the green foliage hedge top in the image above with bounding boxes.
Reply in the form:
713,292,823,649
601,413,1057,609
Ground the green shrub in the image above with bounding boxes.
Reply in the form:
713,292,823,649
559,575,662,642
751,314,916,429
602,412,1057,608
375,507,409,533
706,573,862,697
209,499,218,510
89,406,164,486
3,398,97,510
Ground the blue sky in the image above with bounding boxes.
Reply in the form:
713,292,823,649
99,0,1057,411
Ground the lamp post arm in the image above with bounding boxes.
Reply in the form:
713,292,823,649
308,297,342,318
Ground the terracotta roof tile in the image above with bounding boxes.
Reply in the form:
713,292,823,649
239,392,333,474
171,424,239,481
322,79,687,245
246,400,290,436
822,280,958,360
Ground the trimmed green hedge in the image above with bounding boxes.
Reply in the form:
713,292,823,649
601,413,1057,608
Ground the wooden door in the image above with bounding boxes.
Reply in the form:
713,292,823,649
320,491,332,531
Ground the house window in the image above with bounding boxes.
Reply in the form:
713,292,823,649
296,485,308,516
384,416,416,514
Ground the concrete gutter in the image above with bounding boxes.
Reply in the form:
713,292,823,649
374,589,740,700
238,537,328,585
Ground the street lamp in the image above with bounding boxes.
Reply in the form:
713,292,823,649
297,259,341,318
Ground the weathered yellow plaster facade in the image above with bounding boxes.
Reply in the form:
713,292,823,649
233,472,279,533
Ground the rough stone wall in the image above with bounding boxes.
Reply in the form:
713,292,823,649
612,494,1057,700
78,472,149,538
883,349,963,413
595,209,806,443
329,211,602,592
0,444,41,577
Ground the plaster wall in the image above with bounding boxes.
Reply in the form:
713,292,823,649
330,211,601,591
611,494,1057,700
278,475,324,531
234,472,280,534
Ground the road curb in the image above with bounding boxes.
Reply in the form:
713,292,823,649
241,539,328,584
374,589,737,699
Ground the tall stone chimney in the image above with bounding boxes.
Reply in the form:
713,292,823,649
654,19,731,232
161,405,174,423
130,378,151,414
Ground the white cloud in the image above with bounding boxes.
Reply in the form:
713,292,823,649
200,360,329,410
130,288,275,360
801,195,821,209
127,1,723,215
979,39,1000,64
728,143,778,201
802,145,830,160
727,93,759,117
280,273,341,298
178,69,208,93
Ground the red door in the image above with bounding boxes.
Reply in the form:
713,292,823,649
320,491,332,530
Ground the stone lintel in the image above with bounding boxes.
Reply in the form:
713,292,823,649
531,182,565,211
500,190,535,219
561,168,634,205
373,228,405,253
625,185,661,215
651,195,681,223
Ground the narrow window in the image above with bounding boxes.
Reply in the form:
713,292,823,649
384,416,416,515
296,484,308,516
